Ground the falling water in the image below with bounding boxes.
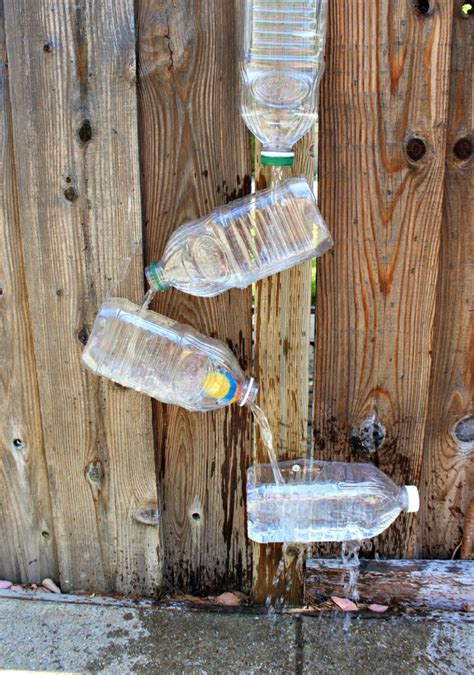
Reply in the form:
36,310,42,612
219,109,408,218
141,288,156,310
340,541,361,632
341,540,361,601
266,543,308,615
250,404,284,485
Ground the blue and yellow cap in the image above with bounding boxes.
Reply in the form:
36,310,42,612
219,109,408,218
202,370,240,404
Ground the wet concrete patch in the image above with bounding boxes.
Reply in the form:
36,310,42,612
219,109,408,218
0,597,472,673
302,614,473,674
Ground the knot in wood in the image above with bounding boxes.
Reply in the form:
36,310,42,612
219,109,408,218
453,137,473,161
452,415,474,453
134,502,160,527
351,413,386,456
406,136,427,163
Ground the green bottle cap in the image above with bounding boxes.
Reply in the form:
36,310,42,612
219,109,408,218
261,151,295,167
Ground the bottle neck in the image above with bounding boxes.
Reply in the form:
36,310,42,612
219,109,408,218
145,261,170,293
238,377,258,408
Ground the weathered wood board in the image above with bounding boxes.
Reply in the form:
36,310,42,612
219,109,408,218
313,0,454,557
136,0,252,594
0,0,58,584
418,2,473,559
305,558,474,611
3,0,159,594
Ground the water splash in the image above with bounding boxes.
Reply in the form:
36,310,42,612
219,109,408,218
251,403,284,484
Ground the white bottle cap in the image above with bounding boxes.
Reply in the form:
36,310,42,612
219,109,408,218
404,486,420,513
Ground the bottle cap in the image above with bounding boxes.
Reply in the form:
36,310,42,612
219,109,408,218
261,150,294,167
203,371,238,404
404,485,420,513
145,262,169,292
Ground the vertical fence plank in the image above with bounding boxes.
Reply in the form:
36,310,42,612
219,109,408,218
0,0,58,584
4,0,159,594
418,3,473,558
314,0,453,557
137,0,252,594
252,133,316,603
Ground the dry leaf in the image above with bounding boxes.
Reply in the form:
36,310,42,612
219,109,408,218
0,580,12,589
331,596,358,612
214,592,243,606
41,578,61,594
368,603,389,613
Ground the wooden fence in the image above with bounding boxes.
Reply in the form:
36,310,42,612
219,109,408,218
1,0,472,601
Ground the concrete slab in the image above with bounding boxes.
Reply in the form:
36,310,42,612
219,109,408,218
302,614,473,674
0,596,472,674
0,598,295,673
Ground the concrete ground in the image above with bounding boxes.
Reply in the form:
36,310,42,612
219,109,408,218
0,594,472,674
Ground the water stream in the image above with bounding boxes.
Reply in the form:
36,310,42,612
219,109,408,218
341,540,361,602
250,403,284,485
141,287,156,310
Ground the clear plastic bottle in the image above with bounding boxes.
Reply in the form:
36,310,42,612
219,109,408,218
81,298,258,411
145,178,332,298
247,460,420,543
240,0,328,166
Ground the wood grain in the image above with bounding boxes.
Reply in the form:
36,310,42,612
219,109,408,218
0,0,58,584
305,558,473,611
313,0,453,557
4,0,159,594
136,0,252,594
418,3,473,558
252,133,316,604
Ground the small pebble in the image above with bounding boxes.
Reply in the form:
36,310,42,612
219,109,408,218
368,603,389,613
215,592,243,606
0,580,12,589
41,577,61,594
331,596,358,612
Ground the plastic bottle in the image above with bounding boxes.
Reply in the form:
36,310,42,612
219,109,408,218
145,178,332,298
247,460,420,543
81,298,258,411
240,0,328,167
